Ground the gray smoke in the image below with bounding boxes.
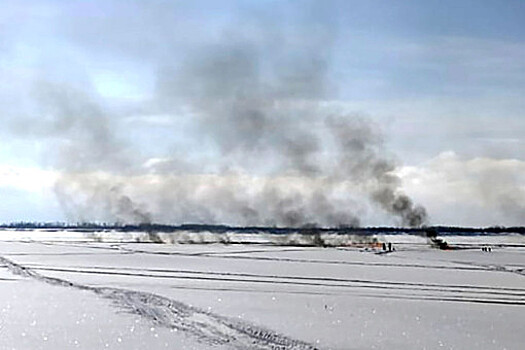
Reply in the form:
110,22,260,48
25,81,152,224
21,3,428,228
326,117,428,227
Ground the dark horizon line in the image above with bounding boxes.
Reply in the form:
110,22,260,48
0,221,524,235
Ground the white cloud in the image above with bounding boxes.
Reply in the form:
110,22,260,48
0,165,57,192
398,152,525,226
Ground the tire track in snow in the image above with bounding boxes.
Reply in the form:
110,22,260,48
23,241,489,272
0,256,318,350
26,263,525,292
164,285,525,306
392,248,525,279
25,265,525,302
449,260,525,278
34,241,524,277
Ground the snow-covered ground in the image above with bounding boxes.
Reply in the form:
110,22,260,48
0,231,523,349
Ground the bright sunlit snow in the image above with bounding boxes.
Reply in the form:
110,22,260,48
0,231,523,349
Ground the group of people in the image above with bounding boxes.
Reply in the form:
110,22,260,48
382,242,395,252
481,246,492,252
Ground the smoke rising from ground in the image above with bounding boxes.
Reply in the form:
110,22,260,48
17,4,428,227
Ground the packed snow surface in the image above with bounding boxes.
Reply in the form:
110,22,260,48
0,230,523,349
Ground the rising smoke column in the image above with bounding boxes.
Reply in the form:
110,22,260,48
151,23,428,227
326,117,428,227
24,3,428,228
29,80,152,224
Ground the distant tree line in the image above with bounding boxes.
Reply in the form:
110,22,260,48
0,222,524,235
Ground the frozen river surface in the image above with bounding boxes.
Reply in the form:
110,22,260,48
0,232,523,349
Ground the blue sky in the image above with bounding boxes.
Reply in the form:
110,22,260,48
0,0,524,226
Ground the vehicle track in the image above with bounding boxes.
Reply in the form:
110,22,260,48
23,265,525,298
162,284,525,306
26,241,492,272
0,256,318,350
7,241,525,306
18,264,525,306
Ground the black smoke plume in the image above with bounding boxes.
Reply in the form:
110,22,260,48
21,4,428,228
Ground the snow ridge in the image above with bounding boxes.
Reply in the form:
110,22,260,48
0,256,318,349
